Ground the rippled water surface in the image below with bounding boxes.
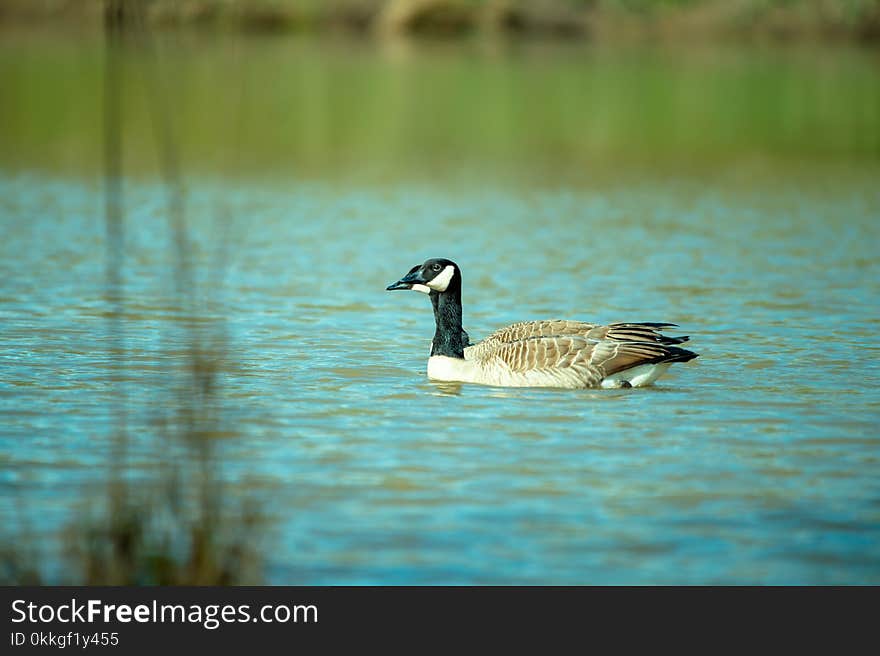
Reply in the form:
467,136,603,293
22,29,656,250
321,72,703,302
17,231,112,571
2,174,878,584
1,31,879,583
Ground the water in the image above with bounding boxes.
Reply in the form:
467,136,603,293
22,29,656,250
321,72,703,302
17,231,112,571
1,30,879,584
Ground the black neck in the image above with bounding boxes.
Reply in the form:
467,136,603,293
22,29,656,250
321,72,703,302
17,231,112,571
430,287,465,359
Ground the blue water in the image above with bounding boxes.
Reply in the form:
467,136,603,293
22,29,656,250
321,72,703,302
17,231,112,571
2,173,878,583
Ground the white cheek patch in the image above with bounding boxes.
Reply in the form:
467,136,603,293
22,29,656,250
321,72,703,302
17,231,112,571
426,265,455,292
411,283,431,294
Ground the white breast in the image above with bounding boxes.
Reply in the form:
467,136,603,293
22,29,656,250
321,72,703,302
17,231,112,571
427,356,478,383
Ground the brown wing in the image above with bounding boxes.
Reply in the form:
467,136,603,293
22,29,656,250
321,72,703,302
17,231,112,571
584,339,694,375
479,320,686,344
466,320,688,359
473,332,697,384
483,335,586,371
478,320,599,344
479,335,605,387
586,323,689,345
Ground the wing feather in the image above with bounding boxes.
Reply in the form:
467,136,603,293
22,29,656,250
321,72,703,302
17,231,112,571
473,320,686,346
465,320,698,387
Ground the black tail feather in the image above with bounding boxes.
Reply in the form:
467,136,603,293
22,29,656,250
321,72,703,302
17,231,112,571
659,346,699,364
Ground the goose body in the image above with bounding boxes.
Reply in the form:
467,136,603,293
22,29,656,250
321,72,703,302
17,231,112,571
387,258,698,389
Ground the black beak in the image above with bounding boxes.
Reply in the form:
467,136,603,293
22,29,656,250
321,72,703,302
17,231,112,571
386,267,426,291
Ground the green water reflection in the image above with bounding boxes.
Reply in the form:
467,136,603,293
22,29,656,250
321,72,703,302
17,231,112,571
2,29,878,183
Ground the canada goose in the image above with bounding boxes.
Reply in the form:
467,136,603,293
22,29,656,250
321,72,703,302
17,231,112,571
386,257,698,389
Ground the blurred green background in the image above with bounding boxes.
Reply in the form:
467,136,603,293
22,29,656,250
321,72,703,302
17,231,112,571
2,0,879,187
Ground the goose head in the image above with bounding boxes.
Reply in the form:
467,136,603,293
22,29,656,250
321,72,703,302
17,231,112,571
386,258,460,295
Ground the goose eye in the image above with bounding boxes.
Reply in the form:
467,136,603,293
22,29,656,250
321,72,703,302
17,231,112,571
432,263,442,272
